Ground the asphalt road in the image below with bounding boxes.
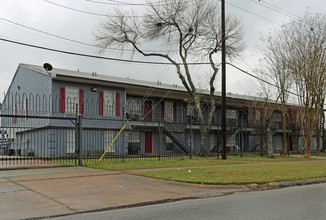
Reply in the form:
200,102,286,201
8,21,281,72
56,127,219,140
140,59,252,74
53,183,326,220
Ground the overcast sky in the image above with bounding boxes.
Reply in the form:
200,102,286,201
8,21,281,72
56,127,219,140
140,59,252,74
0,0,325,102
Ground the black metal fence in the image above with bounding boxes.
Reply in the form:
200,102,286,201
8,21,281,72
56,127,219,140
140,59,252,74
0,92,307,168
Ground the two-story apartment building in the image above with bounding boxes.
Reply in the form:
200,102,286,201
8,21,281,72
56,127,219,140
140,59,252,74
0,63,307,158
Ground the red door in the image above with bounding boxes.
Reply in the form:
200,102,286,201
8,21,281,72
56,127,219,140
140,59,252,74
145,132,152,154
144,100,152,121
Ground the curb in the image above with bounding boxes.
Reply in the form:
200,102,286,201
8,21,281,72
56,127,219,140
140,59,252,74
25,193,237,220
0,164,71,171
247,177,326,191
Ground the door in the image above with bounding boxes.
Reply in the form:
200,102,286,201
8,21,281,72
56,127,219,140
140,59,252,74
145,132,152,154
144,100,152,121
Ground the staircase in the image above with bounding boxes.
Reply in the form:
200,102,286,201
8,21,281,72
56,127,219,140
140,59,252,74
163,123,189,154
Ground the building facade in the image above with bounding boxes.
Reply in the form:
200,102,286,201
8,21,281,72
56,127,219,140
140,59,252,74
0,63,318,158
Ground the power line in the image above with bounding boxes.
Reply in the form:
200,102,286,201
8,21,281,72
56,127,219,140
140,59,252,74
43,0,145,17
259,1,302,20
84,0,151,6
84,0,196,7
43,0,108,17
0,17,94,48
0,37,299,102
0,16,178,53
250,0,302,20
0,37,298,98
227,62,299,98
0,36,214,65
226,1,282,26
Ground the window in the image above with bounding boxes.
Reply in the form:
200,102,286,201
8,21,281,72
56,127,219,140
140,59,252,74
186,105,194,116
128,131,140,155
12,104,17,124
187,133,193,148
22,98,28,121
104,130,117,153
99,91,120,116
128,131,140,143
226,110,237,119
66,87,79,114
226,109,237,126
166,136,173,151
60,87,84,114
186,105,198,124
164,101,174,122
67,129,75,153
273,113,282,129
126,98,141,120
104,91,115,116
209,134,216,150
21,133,27,142
273,136,282,151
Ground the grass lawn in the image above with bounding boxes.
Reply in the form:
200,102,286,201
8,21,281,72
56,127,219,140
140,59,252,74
136,161,326,184
83,157,249,170
78,155,312,171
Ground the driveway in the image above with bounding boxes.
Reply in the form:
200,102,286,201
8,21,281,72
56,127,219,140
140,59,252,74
0,167,249,219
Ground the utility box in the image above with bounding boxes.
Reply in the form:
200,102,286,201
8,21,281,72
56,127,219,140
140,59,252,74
21,148,32,156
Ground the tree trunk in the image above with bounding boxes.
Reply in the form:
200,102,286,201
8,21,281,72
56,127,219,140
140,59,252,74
281,111,287,156
266,126,274,158
199,126,210,157
292,129,299,152
315,101,324,155
315,117,321,155
322,112,326,153
304,129,313,158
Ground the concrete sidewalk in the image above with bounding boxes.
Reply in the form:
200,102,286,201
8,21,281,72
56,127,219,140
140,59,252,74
0,167,249,220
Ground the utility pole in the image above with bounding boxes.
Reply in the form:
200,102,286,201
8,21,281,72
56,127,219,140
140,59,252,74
221,0,227,159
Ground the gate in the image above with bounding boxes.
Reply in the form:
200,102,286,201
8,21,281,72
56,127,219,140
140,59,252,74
0,113,80,168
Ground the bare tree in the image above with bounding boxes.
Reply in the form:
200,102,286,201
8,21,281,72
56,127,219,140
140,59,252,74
263,12,326,158
258,78,280,158
249,87,279,158
261,37,293,156
248,100,265,156
94,0,244,156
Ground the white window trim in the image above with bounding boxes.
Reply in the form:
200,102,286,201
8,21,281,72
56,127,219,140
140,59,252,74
65,86,79,114
104,90,116,117
164,101,174,122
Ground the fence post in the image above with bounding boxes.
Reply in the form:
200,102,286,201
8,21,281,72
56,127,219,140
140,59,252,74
75,104,78,166
77,115,83,166
122,107,125,162
190,112,193,159
241,115,243,158
158,111,162,160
